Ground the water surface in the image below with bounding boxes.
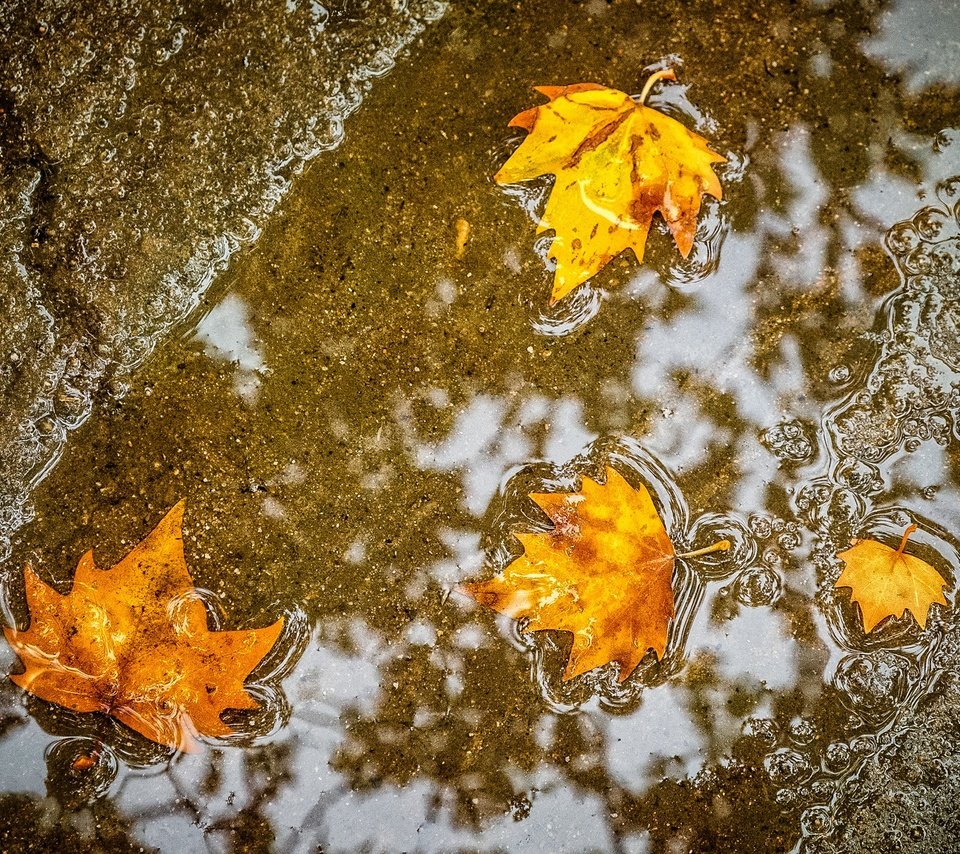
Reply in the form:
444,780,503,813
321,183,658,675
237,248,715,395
2,1,960,852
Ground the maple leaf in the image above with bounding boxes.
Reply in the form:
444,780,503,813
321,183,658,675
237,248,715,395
835,524,950,633
495,70,726,304
460,467,730,683
3,502,283,753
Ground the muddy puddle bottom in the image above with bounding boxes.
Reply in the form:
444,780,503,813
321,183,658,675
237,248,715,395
3,1,960,852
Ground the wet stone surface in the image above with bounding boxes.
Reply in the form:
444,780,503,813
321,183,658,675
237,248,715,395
0,0,445,559
1,0,960,852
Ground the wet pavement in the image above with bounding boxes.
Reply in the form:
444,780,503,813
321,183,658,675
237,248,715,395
0,0,445,560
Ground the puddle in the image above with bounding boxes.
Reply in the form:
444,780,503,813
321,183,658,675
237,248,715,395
2,0,960,852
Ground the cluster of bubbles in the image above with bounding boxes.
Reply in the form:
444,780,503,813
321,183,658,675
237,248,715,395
742,633,926,832
742,713,881,843
773,181,960,849
828,180,960,468
711,513,797,609
761,419,817,464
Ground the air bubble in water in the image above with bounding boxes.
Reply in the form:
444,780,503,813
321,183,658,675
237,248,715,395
810,779,836,801
800,805,834,837
789,718,816,746
913,207,954,242
764,748,812,785
742,717,779,747
733,566,783,607
828,364,851,384
823,741,851,773
775,787,798,807
748,514,774,540
833,651,913,722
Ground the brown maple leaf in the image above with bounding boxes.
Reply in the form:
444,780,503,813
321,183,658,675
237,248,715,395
461,467,729,682
835,523,950,632
495,69,726,303
3,502,283,753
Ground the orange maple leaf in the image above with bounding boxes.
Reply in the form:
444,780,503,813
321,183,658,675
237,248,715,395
461,467,729,683
3,502,283,753
835,523,950,633
495,70,726,304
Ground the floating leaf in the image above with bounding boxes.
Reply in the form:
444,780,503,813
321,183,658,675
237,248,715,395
3,502,283,752
835,524,949,632
495,70,726,303
461,467,729,682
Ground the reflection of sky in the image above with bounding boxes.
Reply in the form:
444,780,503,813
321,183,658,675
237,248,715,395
0,594,806,854
601,684,706,795
405,157,840,527
429,528,484,588
598,593,801,799
0,705,46,797
0,644,46,794
694,605,800,693
768,128,829,286
399,393,596,516
863,0,960,93
632,129,831,419
887,442,960,531
194,294,266,405
853,128,960,227
316,773,615,854
374,114,870,842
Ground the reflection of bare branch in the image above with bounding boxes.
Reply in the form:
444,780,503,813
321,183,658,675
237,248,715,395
0,792,141,851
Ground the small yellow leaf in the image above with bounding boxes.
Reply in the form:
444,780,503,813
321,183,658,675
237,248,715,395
495,70,725,303
835,524,949,632
454,217,471,259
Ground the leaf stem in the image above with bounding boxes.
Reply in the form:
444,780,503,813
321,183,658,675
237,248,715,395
638,68,677,105
896,523,918,557
677,539,732,560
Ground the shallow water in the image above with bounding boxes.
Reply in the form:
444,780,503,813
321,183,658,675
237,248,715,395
2,0,960,852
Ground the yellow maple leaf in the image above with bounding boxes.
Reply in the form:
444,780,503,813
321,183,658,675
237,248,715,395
835,524,950,633
495,70,726,304
461,467,729,682
3,502,283,753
